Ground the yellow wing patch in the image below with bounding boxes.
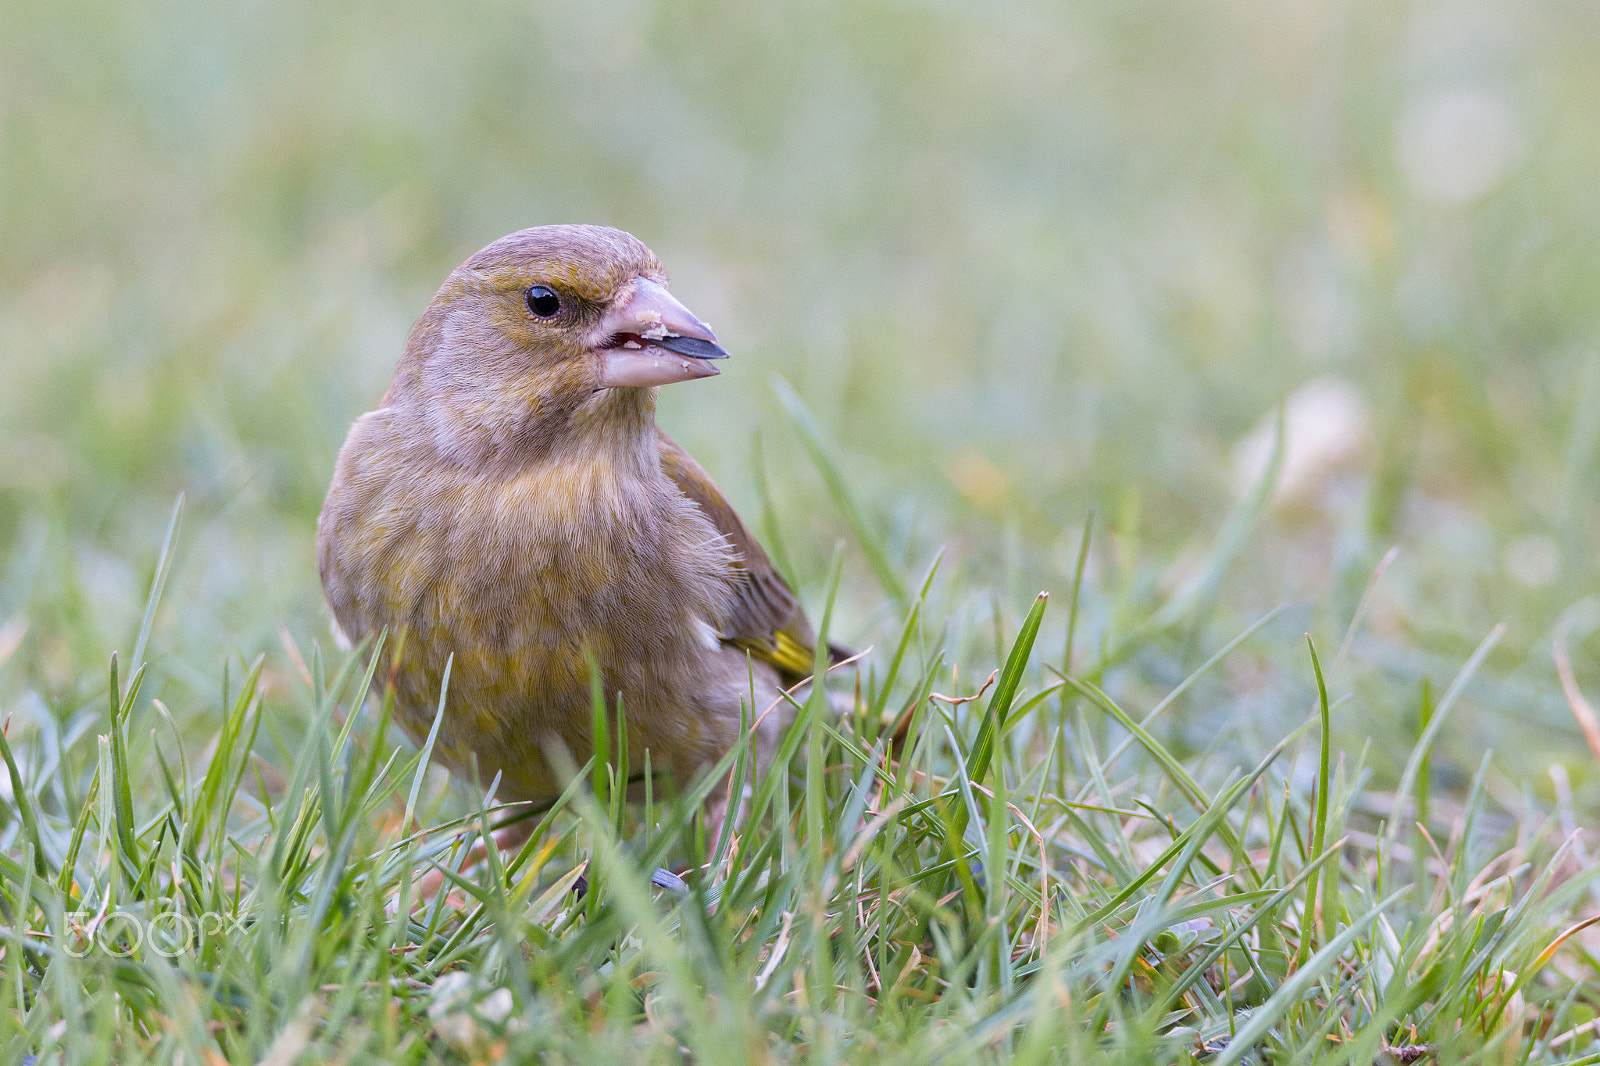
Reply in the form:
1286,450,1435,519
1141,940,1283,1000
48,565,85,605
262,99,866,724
728,630,815,680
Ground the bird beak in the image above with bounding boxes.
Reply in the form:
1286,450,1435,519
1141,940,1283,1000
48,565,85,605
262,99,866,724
596,278,729,388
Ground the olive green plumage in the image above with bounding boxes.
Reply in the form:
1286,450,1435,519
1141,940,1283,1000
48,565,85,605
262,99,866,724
317,225,827,804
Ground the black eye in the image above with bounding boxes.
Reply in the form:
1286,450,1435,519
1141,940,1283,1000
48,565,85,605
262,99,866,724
526,285,561,318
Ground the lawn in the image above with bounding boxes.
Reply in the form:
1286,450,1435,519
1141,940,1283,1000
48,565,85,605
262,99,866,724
3,0,1600,1061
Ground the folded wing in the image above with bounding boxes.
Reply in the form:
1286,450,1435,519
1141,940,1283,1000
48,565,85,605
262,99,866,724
656,427,832,684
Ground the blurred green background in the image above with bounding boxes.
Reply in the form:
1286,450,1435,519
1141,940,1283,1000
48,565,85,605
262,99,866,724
4,0,1600,800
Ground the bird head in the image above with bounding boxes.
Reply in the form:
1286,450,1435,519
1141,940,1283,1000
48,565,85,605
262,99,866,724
386,225,727,454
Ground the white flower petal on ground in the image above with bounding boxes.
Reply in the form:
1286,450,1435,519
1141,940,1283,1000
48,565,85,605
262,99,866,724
1232,377,1371,506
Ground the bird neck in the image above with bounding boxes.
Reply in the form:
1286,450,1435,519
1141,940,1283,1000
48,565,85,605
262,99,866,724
393,381,663,481
555,384,661,475
576,382,655,431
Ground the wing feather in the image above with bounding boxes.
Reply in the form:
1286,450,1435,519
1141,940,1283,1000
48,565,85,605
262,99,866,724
656,427,824,682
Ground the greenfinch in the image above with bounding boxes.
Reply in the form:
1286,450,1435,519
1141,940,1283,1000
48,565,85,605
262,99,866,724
317,225,830,821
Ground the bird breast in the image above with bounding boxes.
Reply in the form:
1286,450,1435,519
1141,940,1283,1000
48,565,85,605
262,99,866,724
442,451,735,657
319,417,738,709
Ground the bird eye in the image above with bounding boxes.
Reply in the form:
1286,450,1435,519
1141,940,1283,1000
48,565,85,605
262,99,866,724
525,285,561,318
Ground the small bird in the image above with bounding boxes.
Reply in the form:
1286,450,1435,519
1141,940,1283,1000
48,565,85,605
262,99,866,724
318,225,831,833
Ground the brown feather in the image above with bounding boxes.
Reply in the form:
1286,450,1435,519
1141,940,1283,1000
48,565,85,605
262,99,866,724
654,426,834,683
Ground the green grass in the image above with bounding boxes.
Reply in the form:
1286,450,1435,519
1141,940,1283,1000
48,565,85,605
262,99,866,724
7,0,1600,1060
1,425,1598,1063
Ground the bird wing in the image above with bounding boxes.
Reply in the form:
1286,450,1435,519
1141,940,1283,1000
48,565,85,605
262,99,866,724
655,426,823,683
